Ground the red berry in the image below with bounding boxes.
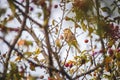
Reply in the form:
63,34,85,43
93,73,96,76
116,48,120,52
29,7,34,11
108,48,114,56
99,49,104,53
2,54,6,57
92,52,97,56
84,39,89,43
69,63,73,68
54,4,58,8
48,77,51,80
48,77,54,80
65,63,69,67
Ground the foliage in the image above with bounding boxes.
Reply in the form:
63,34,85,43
0,0,120,80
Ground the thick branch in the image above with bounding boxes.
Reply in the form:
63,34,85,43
41,0,53,77
1,0,29,79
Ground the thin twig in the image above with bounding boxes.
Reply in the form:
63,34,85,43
15,13,48,60
14,3,43,28
73,63,103,79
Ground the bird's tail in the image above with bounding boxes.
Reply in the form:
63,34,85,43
75,44,81,53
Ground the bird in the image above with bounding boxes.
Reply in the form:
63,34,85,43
63,28,81,53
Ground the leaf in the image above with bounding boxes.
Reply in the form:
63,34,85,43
0,8,6,17
105,56,112,64
69,68,74,74
7,0,16,15
116,53,120,61
108,39,114,47
10,62,17,69
15,56,22,61
24,52,33,57
103,74,111,79
24,40,33,46
52,19,55,25
81,22,87,31
35,48,41,54
18,39,33,46
17,40,25,46
105,64,110,72
30,63,35,71
101,7,111,13
68,60,76,65
6,15,14,22
37,12,42,17
81,50,87,54
39,59,46,63
75,23,80,28
65,16,71,21
65,16,74,22
104,56,112,71
88,27,94,35
33,56,39,62
55,38,61,48
116,61,120,66
74,56,80,60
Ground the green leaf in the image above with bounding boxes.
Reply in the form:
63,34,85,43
24,52,33,57
24,40,33,46
0,8,6,17
30,63,35,71
101,7,111,13
10,62,17,70
81,22,87,31
7,0,16,15
52,19,55,25
34,48,41,54
88,27,94,35
37,12,42,17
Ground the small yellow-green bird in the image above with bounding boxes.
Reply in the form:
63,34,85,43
63,28,81,53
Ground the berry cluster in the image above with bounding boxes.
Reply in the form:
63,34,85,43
64,62,73,68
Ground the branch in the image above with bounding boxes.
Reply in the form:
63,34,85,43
73,63,103,79
14,1,72,79
0,36,52,70
14,1,43,28
41,0,54,77
95,0,105,79
25,27,48,59
1,0,29,79
0,36,72,80
15,13,48,61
